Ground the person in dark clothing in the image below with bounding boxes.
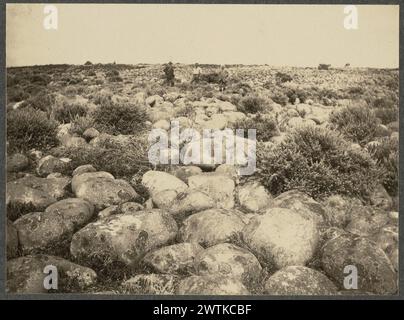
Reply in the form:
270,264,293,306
164,61,175,86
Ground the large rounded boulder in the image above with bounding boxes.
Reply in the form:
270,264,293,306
70,209,178,267
264,266,338,295
72,171,138,210
188,174,235,209
7,254,97,293
179,209,245,247
321,234,397,294
194,243,262,284
14,198,94,255
143,242,204,275
241,208,319,268
176,275,249,295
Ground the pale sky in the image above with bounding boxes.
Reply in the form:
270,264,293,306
6,4,399,68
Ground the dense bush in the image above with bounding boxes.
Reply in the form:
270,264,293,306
198,72,221,84
271,92,289,106
374,107,398,125
367,137,398,197
20,91,55,114
69,115,95,136
93,101,149,135
7,86,30,103
275,72,293,84
257,126,382,200
232,115,279,142
7,107,58,152
285,88,307,104
329,105,380,146
53,101,87,123
237,95,271,114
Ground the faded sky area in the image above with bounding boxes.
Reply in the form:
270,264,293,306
6,4,399,68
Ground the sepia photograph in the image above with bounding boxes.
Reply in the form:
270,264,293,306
3,3,400,297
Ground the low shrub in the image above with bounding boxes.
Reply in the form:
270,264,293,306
20,91,55,114
374,107,398,125
275,72,293,84
271,92,289,106
237,94,271,114
285,88,307,104
53,101,87,123
7,86,30,103
7,107,59,153
69,115,95,136
329,105,379,146
93,101,149,135
232,115,279,142
198,72,221,84
257,126,382,200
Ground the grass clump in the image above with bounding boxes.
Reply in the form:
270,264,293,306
7,107,58,153
329,105,380,146
93,101,149,135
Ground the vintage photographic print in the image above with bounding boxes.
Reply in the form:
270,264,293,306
4,3,400,297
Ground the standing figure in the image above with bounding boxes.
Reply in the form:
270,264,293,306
164,61,175,86
192,63,202,83
218,65,229,92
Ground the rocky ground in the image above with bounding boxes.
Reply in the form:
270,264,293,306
6,63,399,295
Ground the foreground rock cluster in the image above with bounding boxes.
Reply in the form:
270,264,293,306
6,164,398,295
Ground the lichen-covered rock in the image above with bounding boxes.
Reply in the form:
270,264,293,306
264,266,338,295
321,233,397,294
141,170,188,198
169,190,216,220
195,243,261,284
7,219,19,259
179,209,245,247
215,164,240,183
119,202,144,214
82,127,100,140
241,208,319,268
152,189,179,209
176,275,249,295
143,243,204,275
36,155,71,177
6,175,70,217
271,190,325,226
98,205,119,219
188,174,235,209
237,181,273,213
72,164,96,176
7,255,97,293
321,195,360,228
122,274,179,295
72,171,138,210
14,198,94,254
345,206,389,237
170,166,203,183
70,209,178,267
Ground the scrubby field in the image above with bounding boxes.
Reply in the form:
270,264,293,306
6,63,399,295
